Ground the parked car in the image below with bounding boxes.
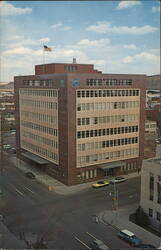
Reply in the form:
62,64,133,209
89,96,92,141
117,229,142,246
110,176,126,184
25,172,36,179
3,144,12,150
10,131,16,135
10,147,16,153
92,180,110,188
138,244,156,249
90,239,109,250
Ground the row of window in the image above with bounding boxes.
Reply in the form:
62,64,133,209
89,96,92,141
21,111,57,124
19,89,57,97
64,65,78,72
21,140,58,162
77,89,139,98
21,131,58,148
122,162,138,172
20,99,58,110
77,137,138,152
77,125,138,139
77,101,139,111
86,78,132,86
21,120,58,136
149,209,161,222
23,80,53,87
77,148,138,166
77,114,139,126
79,169,97,180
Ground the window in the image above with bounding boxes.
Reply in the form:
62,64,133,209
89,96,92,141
149,208,153,217
157,212,161,221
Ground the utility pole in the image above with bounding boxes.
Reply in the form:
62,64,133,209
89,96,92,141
112,181,119,225
0,111,5,250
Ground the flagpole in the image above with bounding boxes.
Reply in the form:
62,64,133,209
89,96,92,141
43,45,45,74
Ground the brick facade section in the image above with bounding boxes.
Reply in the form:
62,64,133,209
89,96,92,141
14,63,146,185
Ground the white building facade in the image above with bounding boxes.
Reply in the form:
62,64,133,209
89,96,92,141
140,158,161,231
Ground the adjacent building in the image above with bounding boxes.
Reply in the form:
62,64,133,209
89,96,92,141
140,157,161,232
145,120,157,134
14,62,146,185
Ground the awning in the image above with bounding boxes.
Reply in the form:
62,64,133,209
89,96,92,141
21,152,49,165
99,161,124,171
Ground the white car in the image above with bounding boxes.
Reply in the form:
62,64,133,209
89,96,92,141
3,144,12,150
110,176,126,184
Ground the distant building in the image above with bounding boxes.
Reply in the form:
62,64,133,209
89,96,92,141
14,62,146,185
140,157,161,232
145,120,157,134
146,90,161,108
146,75,161,90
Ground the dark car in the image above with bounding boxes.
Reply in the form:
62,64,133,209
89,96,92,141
138,244,157,249
117,229,142,246
25,172,36,179
90,239,109,250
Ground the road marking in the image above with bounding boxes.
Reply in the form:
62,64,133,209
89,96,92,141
86,232,97,240
15,188,24,196
74,235,91,250
23,186,35,194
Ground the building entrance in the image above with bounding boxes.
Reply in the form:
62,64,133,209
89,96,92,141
104,168,113,177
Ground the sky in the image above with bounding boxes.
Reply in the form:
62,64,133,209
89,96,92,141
0,0,160,82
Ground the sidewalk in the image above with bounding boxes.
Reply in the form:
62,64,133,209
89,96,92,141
98,204,161,248
11,156,140,195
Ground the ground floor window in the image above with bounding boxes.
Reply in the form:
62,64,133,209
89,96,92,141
156,212,161,221
149,208,153,217
94,169,97,178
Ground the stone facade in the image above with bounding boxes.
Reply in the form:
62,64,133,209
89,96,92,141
140,158,161,231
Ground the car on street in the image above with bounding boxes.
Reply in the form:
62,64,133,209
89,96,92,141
10,131,16,135
9,147,16,154
90,239,109,250
117,229,142,246
3,144,12,150
138,244,156,249
92,180,110,188
110,176,126,184
25,172,36,179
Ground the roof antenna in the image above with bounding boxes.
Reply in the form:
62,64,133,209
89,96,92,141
72,58,77,64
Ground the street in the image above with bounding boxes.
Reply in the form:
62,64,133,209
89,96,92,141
0,158,140,249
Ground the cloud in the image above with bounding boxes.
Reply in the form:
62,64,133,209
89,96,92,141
152,6,160,13
5,37,51,48
3,47,33,55
76,38,110,48
86,21,158,35
0,1,32,16
122,52,160,63
39,38,50,43
123,44,137,49
51,22,72,31
116,1,141,10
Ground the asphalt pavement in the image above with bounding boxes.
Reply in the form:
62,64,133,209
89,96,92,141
0,158,141,249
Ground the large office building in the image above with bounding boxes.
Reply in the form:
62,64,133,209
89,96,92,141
15,62,146,185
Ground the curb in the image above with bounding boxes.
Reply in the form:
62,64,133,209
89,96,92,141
99,211,121,231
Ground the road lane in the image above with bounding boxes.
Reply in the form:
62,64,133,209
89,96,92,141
0,161,141,249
